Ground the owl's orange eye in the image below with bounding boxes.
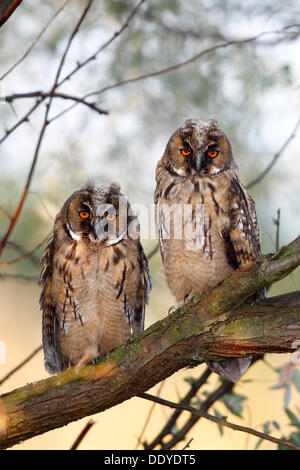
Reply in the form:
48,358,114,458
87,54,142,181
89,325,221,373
79,210,90,219
106,213,116,222
207,148,219,158
180,148,192,156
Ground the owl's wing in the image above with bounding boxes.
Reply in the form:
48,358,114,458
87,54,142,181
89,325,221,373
227,177,261,269
39,235,67,373
122,243,152,336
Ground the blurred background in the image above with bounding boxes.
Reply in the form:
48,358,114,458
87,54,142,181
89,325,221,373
0,0,299,450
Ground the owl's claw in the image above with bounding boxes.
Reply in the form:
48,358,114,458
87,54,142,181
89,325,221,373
168,305,177,314
74,348,99,374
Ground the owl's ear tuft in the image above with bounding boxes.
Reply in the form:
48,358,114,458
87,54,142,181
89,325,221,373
108,182,121,195
81,179,95,193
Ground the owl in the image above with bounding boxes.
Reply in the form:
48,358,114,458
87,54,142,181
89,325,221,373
39,181,152,374
154,118,263,382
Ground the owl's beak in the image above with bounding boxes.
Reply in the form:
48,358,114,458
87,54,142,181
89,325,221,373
93,217,107,241
193,151,204,172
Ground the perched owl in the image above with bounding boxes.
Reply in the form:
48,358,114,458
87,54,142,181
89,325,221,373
154,118,263,382
40,181,152,374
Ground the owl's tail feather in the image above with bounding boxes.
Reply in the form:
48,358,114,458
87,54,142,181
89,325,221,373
207,356,252,383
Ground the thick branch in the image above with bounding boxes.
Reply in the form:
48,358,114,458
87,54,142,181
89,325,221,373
0,236,300,449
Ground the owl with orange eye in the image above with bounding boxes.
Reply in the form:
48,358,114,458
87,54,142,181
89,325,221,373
40,181,152,373
154,118,264,382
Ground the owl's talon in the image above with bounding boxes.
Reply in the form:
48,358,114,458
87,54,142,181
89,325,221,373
168,305,177,314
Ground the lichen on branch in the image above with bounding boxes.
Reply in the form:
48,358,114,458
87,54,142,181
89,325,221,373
0,236,300,449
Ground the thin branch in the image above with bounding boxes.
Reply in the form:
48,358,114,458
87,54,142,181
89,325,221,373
0,0,94,258
0,99,43,146
0,233,49,266
85,24,300,97
0,273,38,282
0,346,42,387
0,0,71,81
69,419,96,450
49,24,300,122
156,356,263,450
144,367,212,450
273,209,281,252
58,0,146,88
246,117,300,189
139,392,300,451
135,380,165,450
1,91,108,116
0,206,12,220
182,438,193,450
146,243,159,260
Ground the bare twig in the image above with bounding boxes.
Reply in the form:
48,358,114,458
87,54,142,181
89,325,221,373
0,273,38,282
0,233,49,266
69,419,96,450
0,1,94,258
0,99,43,146
58,0,146,88
182,438,193,450
0,0,71,81
273,209,281,252
139,392,300,451
144,367,212,450
1,91,108,116
135,380,165,449
86,25,300,97
0,345,42,387
0,206,12,220
246,117,300,189
146,243,159,261
49,24,300,122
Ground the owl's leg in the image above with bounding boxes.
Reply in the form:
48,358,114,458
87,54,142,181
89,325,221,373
74,345,99,373
168,293,197,314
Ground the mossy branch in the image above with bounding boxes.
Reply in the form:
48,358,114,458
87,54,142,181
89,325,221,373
0,236,300,449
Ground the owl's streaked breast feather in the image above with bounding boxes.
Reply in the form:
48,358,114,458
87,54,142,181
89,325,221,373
40,183,152,374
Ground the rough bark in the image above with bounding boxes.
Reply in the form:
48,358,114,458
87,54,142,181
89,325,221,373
0,236,300,449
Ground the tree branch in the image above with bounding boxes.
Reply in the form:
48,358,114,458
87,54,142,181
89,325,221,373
139,392,300,451
0,236,300,449
246,117,300,189
0,0,23,28
0,0,94,258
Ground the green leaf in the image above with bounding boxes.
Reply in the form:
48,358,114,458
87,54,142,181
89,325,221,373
183,377,198,386
291,369,300,393
263,421,271,435
284,384,292,408
220,393,247,418
285,408,300,429
290,432,300,445
273,420,280,430
191,396,203,407
255,438,264,450
213,408,224,436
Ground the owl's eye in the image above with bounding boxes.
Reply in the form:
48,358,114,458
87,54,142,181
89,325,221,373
180,148,192,156
207,148,219,158
106,213,116,222
79,210,90,219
